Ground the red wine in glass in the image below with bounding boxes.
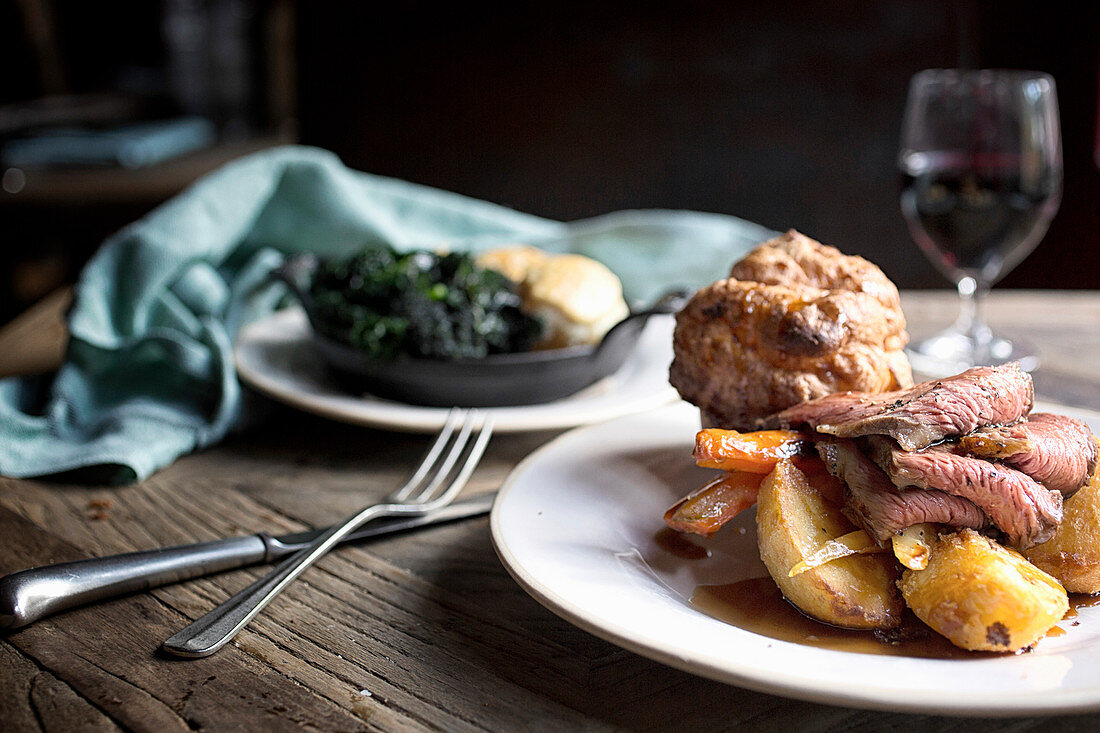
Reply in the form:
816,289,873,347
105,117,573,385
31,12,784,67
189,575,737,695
898,70,1062,376
900,151,1061,284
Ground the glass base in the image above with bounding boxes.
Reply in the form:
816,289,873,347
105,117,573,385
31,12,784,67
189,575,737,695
906,328,1040,379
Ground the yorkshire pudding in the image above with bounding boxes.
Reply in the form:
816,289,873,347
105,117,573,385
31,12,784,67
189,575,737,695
669,230,913,429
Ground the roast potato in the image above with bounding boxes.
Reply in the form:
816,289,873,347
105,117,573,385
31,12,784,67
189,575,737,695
1026,449,1100,594
900,529,1068,652
756,458,903,629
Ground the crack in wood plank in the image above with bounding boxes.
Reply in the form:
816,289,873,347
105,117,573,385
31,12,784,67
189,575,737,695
2,642,120,732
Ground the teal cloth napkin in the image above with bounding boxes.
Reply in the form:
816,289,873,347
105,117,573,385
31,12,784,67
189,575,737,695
0,145,774,484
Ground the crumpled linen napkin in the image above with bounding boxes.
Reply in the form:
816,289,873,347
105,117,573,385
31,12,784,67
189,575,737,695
0,145,774,484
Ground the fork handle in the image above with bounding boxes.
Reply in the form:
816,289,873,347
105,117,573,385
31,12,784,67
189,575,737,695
161,504,389,658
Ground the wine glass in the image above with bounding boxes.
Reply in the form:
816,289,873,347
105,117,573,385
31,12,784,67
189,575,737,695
898,69,1062,376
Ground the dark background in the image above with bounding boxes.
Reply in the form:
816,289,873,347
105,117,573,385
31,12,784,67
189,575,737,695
2,0,1098,324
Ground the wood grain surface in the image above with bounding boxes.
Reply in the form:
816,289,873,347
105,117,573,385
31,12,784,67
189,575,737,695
2,290,1100,732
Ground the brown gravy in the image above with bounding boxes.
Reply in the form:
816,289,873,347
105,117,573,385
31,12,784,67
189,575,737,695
691,579,1100,658
691,578,985,659
660,524,1100,658
1065,592,1100,620
686,576,1100,655
1044,595,1100,638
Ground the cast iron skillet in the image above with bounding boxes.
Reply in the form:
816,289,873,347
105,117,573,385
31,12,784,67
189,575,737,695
273,254,688,408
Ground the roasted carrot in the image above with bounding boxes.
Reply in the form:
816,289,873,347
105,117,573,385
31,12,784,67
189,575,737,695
693,428,810,473
664,470,765,536
667,451,847,538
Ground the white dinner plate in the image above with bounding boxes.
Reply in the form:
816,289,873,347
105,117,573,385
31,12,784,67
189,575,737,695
234,307,679,433
490,400,1100,716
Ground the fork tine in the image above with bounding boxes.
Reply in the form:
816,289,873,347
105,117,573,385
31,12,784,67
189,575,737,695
408,409,479,504
424,413,494,510
390,407,466,503
411,411,493,508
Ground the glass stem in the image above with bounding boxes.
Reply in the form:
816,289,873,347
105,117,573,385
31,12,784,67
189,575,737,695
954,276,993,363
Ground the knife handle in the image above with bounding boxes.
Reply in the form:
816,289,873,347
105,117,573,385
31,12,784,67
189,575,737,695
0,535,273,631
1,494,495,632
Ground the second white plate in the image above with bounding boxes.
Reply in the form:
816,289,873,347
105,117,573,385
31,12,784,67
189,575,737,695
234,307,680,433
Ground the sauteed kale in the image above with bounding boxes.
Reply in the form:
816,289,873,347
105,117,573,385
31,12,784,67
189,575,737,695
308,244,543,361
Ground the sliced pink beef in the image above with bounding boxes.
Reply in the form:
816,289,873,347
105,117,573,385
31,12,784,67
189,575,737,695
865,437,1063,549
962,412,1097,496
816,440,988,542
766,363,1034,451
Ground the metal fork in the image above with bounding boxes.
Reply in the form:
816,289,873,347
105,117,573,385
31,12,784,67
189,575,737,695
161,408,493,658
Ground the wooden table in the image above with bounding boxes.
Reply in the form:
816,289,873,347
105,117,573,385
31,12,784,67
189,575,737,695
2,290,1100,731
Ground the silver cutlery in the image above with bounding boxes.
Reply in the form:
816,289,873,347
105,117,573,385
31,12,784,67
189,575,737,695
0,492,495,632
162,407,493,658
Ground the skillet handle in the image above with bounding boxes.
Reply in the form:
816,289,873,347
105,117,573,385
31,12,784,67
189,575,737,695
635,288,691,318
594,287,690,357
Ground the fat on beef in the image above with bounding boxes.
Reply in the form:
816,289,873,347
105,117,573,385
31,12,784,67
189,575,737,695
816,440,988,542
864,436,1063,549
764,363,1034,451
960,412,1098,497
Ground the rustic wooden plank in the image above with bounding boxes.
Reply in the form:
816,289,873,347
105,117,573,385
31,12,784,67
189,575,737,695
0,438,604,729
0,287,70,379
203,408,556,528
0,438,694,729
0,505,383,732
0,642,121,733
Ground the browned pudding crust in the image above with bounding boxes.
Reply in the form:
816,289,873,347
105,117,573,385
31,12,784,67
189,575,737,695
670,230,912,429
729,229,902,311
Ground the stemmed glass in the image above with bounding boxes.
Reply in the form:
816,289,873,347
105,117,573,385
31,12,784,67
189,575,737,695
898,69,1062,376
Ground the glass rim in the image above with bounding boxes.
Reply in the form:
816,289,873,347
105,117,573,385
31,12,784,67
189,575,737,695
910,68,1056,87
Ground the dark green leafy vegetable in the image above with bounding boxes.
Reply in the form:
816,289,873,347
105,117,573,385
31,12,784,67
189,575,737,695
309,244,543,361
